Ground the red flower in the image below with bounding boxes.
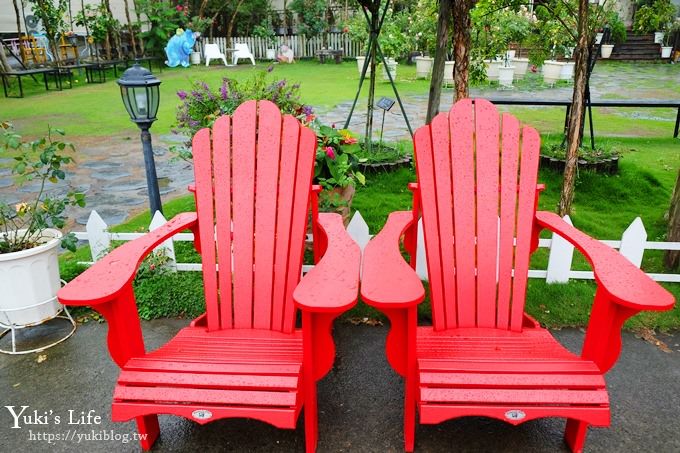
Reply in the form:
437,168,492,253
325,146,336,159
176,5,183,11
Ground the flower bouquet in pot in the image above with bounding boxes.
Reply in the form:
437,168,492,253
0,122,85,327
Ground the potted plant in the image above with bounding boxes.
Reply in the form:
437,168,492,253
633,0,677,43
253,19,277,60
411,0,437,79
311,124,365,224
661,20,678,57
379,17,409,81
0,123,85,327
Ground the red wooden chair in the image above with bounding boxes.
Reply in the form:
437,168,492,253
58,100,361,452
360,99,675,452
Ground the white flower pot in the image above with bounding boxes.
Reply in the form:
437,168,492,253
484,59,501,82
542,60,565,85
595,33,603,44
600,44,614,59
356,56,371,76
505,50,516,61
415,56,434,79
512,57,529,79
498,66,515,87
560,61,575,80
190,51,201,65
661,46,673,58
654,32,664,44
381,58,398,81
0,229,63,327
443,60,455,86
266,48,276,60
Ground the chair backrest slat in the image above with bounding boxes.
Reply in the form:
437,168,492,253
191,100,316,332
414,99,541,332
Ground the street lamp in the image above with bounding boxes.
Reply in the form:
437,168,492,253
117,63,163,216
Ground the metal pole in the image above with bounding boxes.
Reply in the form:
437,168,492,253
140,125,163,216
379,108,386,151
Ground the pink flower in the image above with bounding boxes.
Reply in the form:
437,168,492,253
342,136,357,145
305,113,316,123
176,5,183,11
325,146,336,159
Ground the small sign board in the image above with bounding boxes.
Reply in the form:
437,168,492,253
376,97,395,111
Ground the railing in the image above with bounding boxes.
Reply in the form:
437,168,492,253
73,210,680,284
198,34,363,60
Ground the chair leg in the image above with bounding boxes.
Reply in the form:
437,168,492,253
136,414,160,450
404,376,417,452
564,419,589,453
304,383,318,453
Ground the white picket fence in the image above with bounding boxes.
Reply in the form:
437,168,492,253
73,210,680,284
198,34,363,60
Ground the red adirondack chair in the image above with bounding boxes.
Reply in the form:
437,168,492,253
58,100,361,452
360,99,675,452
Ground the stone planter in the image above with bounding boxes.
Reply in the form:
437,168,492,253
484,59,501,82
190,51,201,65
356,56,371,76
540,154,619,174
512,57,529,79
600,44,614,59
498,65,515,87
415,56,434,79
654,32,664,44
560,61,575,80
443,61,455,86
505,50,516,60
661,46,673,58
381,58,398,81
542,60,565,85
0,229,63,327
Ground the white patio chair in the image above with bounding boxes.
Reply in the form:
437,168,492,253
233,43,255,65
204,43,227,66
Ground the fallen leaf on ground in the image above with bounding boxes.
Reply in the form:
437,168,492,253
36,354,47,363
634,328,672,353
347,317,384,326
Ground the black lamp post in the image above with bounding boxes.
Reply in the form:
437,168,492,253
117,63,163,216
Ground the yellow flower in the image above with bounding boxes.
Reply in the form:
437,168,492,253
15,203,29,214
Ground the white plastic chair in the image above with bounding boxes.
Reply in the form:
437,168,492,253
233,43,255,66
204,43,227,66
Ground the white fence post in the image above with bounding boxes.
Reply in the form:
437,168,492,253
149,212,177,271
416,218,429,280
546,215,575,284
86,210,110,261
346,211,370,252
618,217,647,268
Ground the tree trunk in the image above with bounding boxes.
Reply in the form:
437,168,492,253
426,0,452,124
558,0,589,216
122,0,138,57
12,0,22,38
664,169,680,270
226,0,246,48
452,0,473,101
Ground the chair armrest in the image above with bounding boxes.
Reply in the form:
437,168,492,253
361,211,425,309
58,212,198,307
294,213,360,313
535,211,674,311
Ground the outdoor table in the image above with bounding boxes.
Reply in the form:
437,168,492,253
224,48,237,66
316,49,343,64
0,68,59,98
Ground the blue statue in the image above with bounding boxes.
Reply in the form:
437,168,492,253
164,28,197,68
